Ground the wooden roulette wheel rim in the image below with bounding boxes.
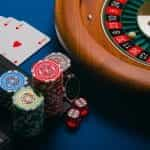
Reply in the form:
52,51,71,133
55,0,150,91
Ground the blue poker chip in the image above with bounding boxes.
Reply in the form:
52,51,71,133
0,70,28,93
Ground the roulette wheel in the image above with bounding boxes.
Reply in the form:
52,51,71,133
55,0,150,91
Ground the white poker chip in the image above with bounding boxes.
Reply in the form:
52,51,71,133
45,52,71,72
67,108,80,119
75,98,87,108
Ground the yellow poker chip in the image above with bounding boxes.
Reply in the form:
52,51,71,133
13,86,44,111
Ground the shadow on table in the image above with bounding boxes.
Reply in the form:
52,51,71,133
12,118,63,150
71,60,150,139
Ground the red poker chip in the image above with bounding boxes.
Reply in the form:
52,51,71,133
66,120,79,129
80,108,89,117
32,60,61,82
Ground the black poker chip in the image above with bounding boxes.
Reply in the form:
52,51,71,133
64,74,80,100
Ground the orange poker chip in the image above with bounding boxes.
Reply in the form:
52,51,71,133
31,60,61,83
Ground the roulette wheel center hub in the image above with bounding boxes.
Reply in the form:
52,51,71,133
138,1,150,38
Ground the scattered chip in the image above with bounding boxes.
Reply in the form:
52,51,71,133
74,98,89,117
66,108,81,129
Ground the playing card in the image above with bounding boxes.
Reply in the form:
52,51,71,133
0,17,21,60
19,21,50,47
0,20,50,65
0,17,20,29
0,16,7,23
0,17,21,38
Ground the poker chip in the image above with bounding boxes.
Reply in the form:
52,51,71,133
64,73,80,101
67,108,80,119
13,86,44,111
0,70,28,93
74,98,87,108
32,60,61,83
45,52,71,72
12,86,44,137
74,98,89,117
66,108,81,129
32,59,64,117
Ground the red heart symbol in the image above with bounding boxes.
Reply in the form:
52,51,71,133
13,41,22,48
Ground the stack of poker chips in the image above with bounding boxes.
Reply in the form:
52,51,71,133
44,52,89,129
31,59,64,117
45,52,73,98
45,52,80,106
12,86,44,137
45,52,73,110
45,53,72,90
0,70,28,110
65,108,81,129
64,98,89,129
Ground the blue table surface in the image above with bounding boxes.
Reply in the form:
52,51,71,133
1,0,150,149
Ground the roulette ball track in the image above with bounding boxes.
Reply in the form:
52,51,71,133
55,0,150,91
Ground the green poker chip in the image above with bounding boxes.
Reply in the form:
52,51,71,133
12,86,44,137
0,70,28,93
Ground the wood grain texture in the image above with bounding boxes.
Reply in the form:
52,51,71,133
55,0,150,91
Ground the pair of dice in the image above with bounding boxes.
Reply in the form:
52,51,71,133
65,98,89,129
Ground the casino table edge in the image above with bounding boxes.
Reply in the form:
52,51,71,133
55,0,150,91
